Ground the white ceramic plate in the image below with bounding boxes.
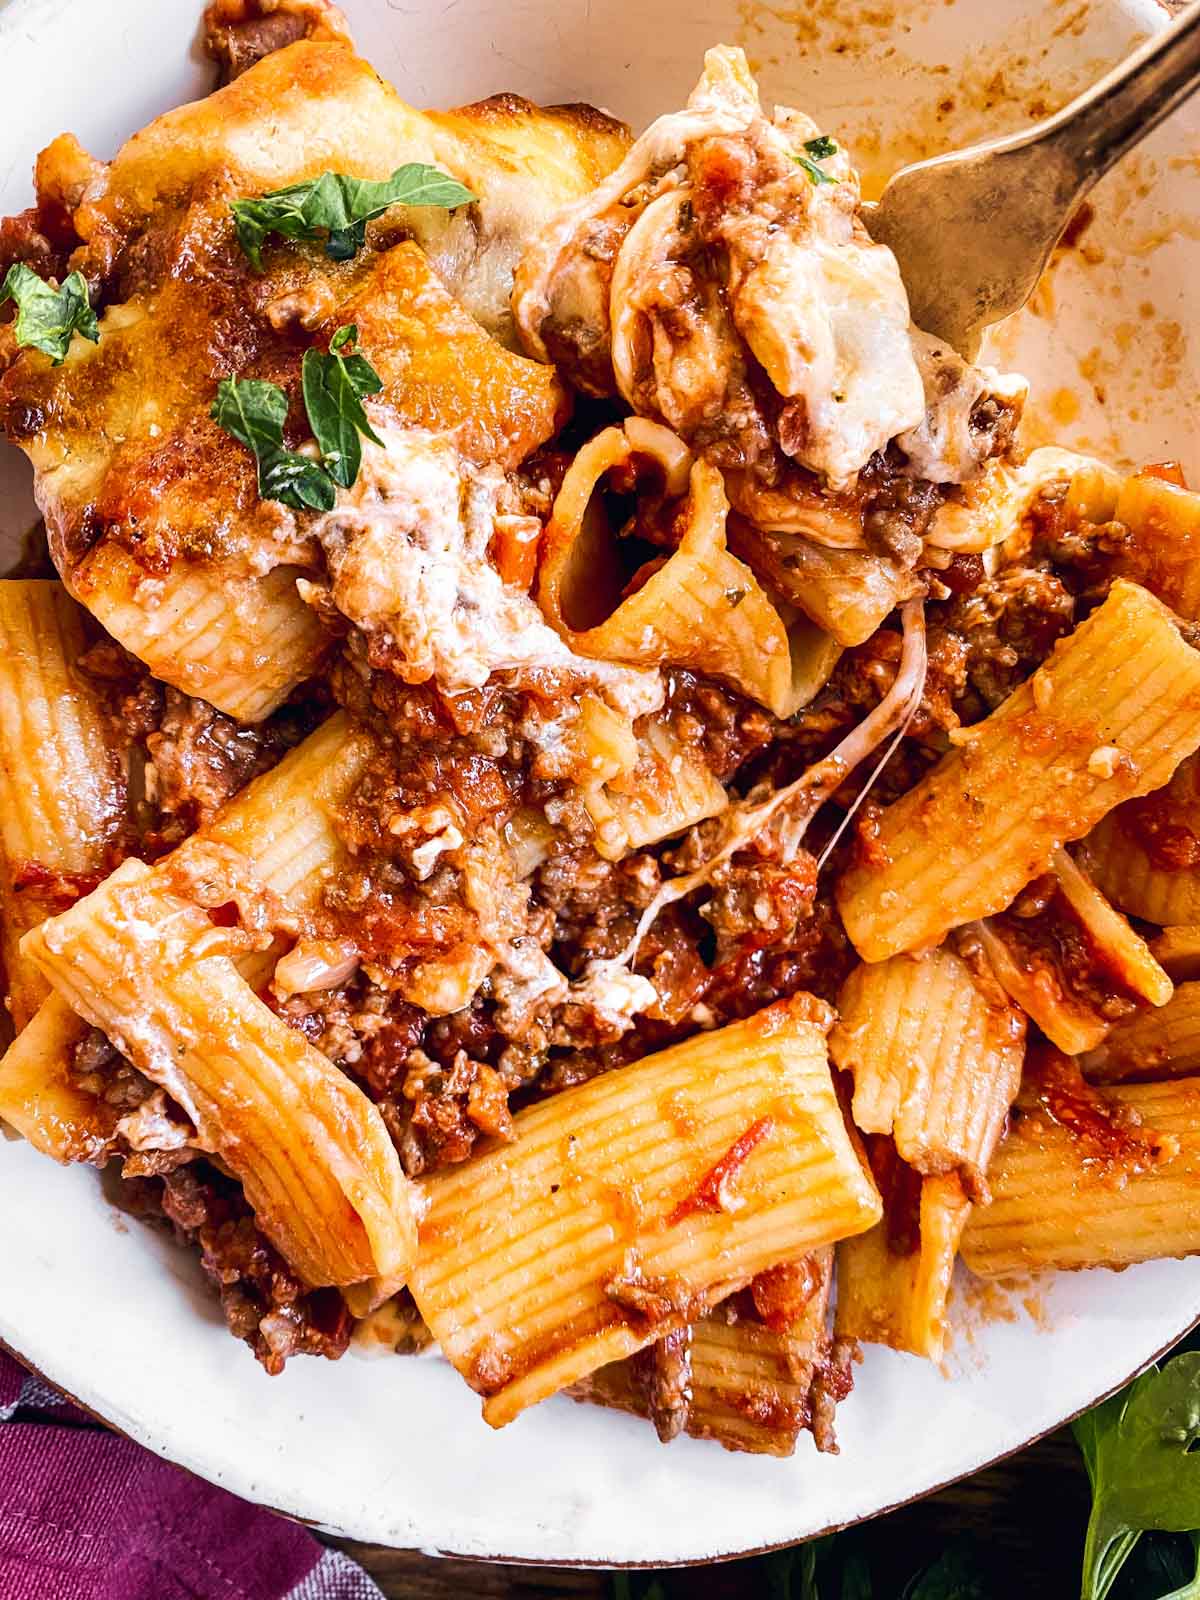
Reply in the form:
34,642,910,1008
2,0,1199,1567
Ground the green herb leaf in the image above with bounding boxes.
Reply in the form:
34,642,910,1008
1074,1352,1200,1600
300,323,383,489
210,375,335,511
794,133,839,187
795,153,838,187
258,446,338,511
0,264,99,364
231,163,477,269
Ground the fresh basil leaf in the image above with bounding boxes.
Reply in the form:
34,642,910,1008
1075,1352,1200,1600
804,135,839,160
210,374,289,458
0,264,99,364
795,150,838,187
300,323,383,490
210,374,335,511
231,162,477,269
258,446,337,512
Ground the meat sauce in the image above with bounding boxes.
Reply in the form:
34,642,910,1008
1017,1050,1173,1178
988,878,1143,1024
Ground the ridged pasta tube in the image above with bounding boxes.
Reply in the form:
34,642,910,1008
837,581,1200,960
409,995,880,1427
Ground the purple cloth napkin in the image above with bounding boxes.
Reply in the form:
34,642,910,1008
0,1353,384,1600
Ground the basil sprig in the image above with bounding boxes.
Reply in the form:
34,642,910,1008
1074,1351,1200,1600
210,324,384,510
211,376,336,511
1,264,99,365
795,134,839,188
231,164,477,270
301,323,383,489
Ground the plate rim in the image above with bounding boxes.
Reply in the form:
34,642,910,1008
5,1301,1200,1567
2,0,1199,1569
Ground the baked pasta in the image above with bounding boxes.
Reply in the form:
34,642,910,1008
3,0,1200,1458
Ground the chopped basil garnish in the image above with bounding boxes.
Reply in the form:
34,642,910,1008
211,326,385,508
210,375,337,511
795,135,839,187
231,164,477,270
301,323,384,489
0,264,99,365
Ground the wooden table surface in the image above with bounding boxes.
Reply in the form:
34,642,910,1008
330,1428,1092,1597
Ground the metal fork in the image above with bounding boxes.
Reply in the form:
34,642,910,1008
866,2,1200,359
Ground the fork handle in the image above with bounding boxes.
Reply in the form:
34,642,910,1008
1044,1,1200,180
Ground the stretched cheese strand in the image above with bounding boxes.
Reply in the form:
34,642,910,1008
575,597,927,997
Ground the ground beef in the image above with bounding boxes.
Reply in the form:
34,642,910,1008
750,1255,824,1331
75,639,323,852
202,0,350,83
631,1324,693,1443
120,1163,352,1374
382,1048,514,1176
988,884,1142,1024
661,669,778,783
1024,488,1131,602
67,1029,153,1137
933,566,1076,713
700,848,817,966
857,450,945,566
146,687,313,839
0,209,70,290
809,1337,858,1454
1116,789,1200,872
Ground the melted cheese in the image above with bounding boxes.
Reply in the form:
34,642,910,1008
733,211,925,492
312,424,663,719
518,45,1025,494
113,1089,196,1153
713,97,926,492
897,330,1029,484
571,961,658,1034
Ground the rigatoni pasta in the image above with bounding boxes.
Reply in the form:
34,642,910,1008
76,547,329,724
539,426,820,718
0,712,372,1164
838,581,1200,961
22,858,417,1293
1151,926,1200,981
835,1168,970,1363
408,997,880,1427
1110,471,1200,620
1081,982,1200,1083
962,1069,1200,1275
0,581,127,1028
829,945,1024,1194
973,848,1172,1057
1084,754,1200,926
7,17,1200,1466
573,1250,836,1456
581,716,729,860
0,992,105,1164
